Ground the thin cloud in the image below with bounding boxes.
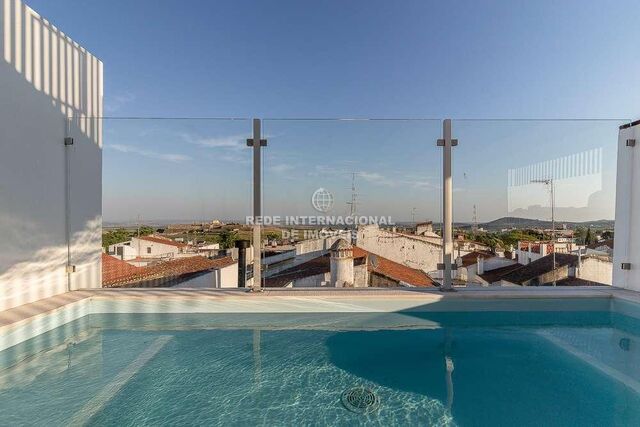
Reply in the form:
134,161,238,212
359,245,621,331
358,171,389,185
308,164,347,177
104,92,135,114
108,144,191,163
411,180,439,190
183,134,245,150
271,164,294,174
218,153,251,165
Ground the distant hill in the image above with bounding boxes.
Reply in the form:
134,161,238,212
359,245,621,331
468,216,614,231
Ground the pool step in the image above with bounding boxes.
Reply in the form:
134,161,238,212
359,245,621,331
537,330,640,394
67,335,173,426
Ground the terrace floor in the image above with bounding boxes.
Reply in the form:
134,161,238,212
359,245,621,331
3,285,640,360
3,286,640,329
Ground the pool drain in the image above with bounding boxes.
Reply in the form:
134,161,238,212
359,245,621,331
341,387,380,414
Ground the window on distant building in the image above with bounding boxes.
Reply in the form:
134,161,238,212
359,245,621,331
147,247,152,254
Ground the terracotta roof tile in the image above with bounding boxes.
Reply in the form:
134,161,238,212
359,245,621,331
102,254,235,287
102,253,141,285
501,253,578,285
478,263,523,284
263,256,330,288
264,247,434,288
354,246,435,287
587,239,614,250
459,251,494,267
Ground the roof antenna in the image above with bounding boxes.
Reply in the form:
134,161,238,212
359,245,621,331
346,172,359,219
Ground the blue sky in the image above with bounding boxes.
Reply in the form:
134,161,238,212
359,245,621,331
28,0,640,223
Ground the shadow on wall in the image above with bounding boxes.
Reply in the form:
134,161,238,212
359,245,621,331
1,0,103,145
0,0,103,310
0,216,101,310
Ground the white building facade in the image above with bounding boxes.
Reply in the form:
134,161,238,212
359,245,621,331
108,236,187,261
0,0,103,311
515,240,575,265
356,224,442,272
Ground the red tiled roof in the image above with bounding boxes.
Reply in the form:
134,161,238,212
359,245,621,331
459,251,495,268
138,235,187,248
353,246,435,287
263,247,434,288
478,263,523,284
587,239,614,250
102,254,235,287
208,256,237,269
102,253,140,285
263,255,332,288
501,253,579,285
554,277,606,286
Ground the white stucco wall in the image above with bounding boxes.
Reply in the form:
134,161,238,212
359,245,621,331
129,237,182,259
107,242,137,260
484,257,517,272
292,272,329,288
357,225,441,272
216,263,238,288
264,233,350,277
613,122,640,291
577,257,612,286
0,0,102,310
353,262,368,287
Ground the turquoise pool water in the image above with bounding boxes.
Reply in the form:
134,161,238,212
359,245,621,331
1,308,639,426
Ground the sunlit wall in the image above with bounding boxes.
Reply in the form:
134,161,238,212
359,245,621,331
0,0,103,310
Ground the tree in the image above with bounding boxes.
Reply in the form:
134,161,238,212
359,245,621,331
265,231,279,241
584,227,594,246
202,234,221,244
574,226,587,245
219,230,238,249
102,228,131,248
138,226,154,236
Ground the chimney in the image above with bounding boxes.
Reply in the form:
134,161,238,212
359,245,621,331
477,256,485,275
235,240,250,287
330,239,354,287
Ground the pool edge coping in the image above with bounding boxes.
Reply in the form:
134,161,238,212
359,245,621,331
1,286,636,352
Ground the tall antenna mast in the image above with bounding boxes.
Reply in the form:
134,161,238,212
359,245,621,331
346,172,359,219
531,178,556,286
412,207,416,224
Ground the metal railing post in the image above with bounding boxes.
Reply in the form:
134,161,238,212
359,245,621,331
64,118,75,291
438,119,457,291
247,118,266,291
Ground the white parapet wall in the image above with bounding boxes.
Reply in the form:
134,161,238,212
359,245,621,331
613,120,640,291
357,224,442,272
0,0,103,310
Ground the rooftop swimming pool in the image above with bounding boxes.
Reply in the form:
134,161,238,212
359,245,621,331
1,295,639,426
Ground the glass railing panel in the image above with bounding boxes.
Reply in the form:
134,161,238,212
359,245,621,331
65,116,103,292
451,119,624,288
70,117,253,290
261,118,442,288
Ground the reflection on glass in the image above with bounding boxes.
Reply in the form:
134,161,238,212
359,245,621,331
452,120,620,288
100,118,253,289
508,148,604,220
260,119,443,289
